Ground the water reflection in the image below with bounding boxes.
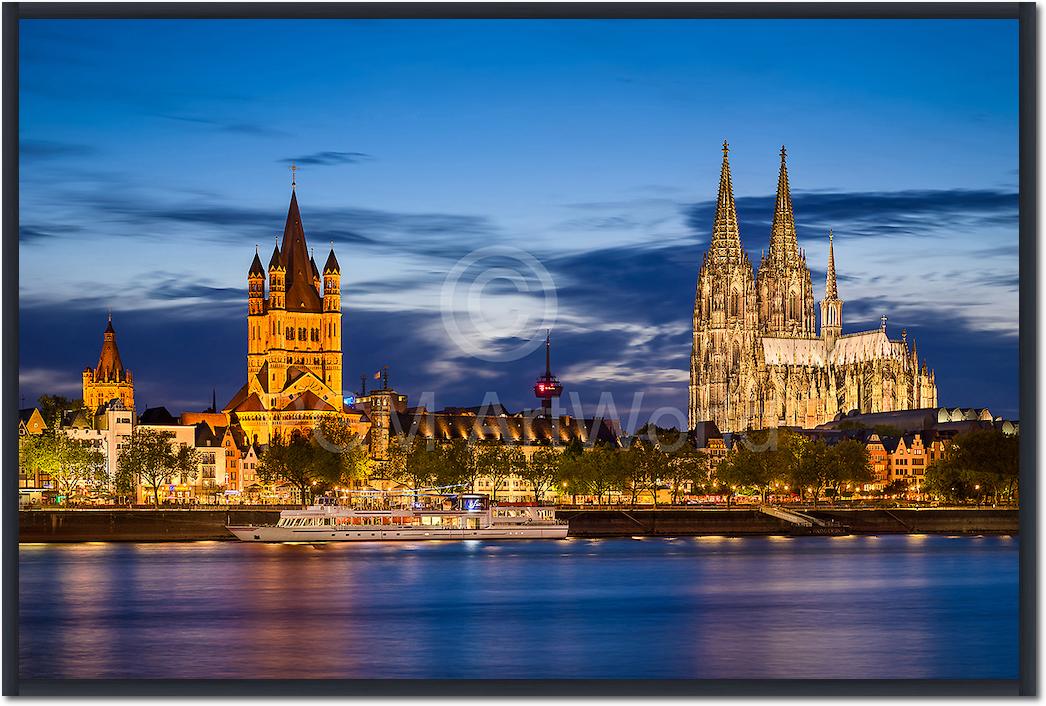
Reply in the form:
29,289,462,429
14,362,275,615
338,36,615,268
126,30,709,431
20,535,1017,680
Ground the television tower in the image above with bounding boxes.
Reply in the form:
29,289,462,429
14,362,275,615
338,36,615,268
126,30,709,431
533,330,563,415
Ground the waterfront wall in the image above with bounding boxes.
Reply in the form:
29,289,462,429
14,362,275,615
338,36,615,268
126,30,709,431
807,508,1019,534
559,508,1018,537
19,508,1018,542
559,509,788,537
20,510,281,542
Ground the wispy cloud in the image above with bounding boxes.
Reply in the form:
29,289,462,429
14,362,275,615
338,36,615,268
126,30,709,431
19,367,84,397
20,139,95,160
155,113,289,138
685,188,1018,242
145,275,243,303
19,224,82,243
279,151,373,166
27,184,495,256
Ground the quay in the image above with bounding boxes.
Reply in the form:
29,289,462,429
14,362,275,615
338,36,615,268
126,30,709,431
18,507,1018,542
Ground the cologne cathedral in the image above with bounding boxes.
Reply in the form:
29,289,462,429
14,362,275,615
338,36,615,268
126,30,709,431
689,143,938,433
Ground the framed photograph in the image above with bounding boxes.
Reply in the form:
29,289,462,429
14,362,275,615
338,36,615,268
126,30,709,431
5,2,1034,697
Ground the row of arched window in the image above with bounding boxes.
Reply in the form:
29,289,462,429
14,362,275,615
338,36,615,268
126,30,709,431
286,327,320,342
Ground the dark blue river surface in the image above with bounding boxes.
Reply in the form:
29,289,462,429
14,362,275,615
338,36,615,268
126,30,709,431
20,534,1017,680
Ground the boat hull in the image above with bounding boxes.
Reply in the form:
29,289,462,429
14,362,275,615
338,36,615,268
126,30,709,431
226,524,570,542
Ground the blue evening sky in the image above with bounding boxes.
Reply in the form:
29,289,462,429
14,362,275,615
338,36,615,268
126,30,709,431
19,19,1019,422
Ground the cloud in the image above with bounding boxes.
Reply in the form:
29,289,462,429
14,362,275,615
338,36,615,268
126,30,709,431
17,171,1019,424
685,188,1018,243
19,367,84,398
154,114,289,138
145,276,243,303
969,272,1020,291
34,185,496,256
19,224,82,243
218,122,289,138
20,140,95,160
280,152,373,166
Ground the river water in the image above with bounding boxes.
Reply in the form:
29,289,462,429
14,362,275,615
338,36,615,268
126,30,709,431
19,535,1017,680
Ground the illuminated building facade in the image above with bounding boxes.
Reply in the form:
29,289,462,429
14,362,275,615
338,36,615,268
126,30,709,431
82,315,135,411
689,143,938,433
224,177,367,444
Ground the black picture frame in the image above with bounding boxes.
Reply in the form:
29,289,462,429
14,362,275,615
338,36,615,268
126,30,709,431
3,2,1036,696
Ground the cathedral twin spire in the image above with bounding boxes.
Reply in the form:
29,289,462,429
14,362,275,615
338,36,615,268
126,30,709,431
710,142,810,268
708,141,748,264
768,146,800,264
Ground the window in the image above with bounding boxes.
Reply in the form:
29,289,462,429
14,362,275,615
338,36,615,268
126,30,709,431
286,328,295,340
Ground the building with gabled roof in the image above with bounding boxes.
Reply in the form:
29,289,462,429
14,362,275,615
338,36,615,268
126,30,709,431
18,408,47,436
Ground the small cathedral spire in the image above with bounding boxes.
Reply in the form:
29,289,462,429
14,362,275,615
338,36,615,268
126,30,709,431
825,230,838,299
880,314,888,332
290,162,299,189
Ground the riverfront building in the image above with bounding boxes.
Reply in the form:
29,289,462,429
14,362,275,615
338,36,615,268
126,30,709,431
223,176,369,445
689,143,938,433
82,315,135,411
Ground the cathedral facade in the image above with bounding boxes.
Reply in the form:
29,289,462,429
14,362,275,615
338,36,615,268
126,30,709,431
689,143,938,433
225,179,366,444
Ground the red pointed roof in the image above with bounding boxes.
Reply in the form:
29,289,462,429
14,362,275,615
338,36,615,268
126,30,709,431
234,393,266,413
93,316,128,383
282,389,336,412
323,247,340,274
268,244,283,271
280,189,323,312
249,249,265,277
223,383,250,413
310,253,321,281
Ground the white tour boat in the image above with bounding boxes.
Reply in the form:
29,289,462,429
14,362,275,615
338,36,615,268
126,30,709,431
226,494,569,542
